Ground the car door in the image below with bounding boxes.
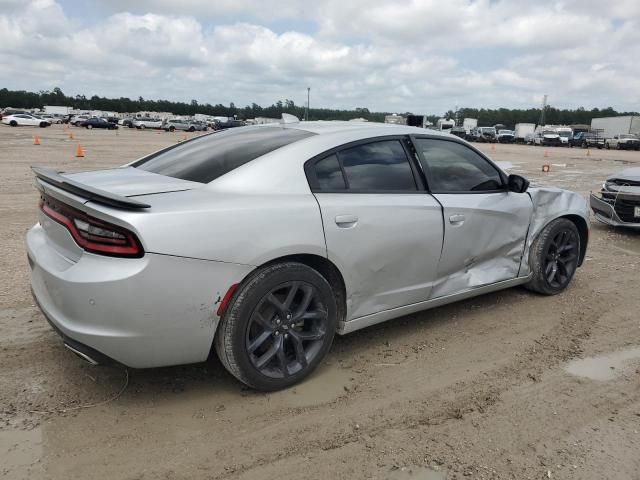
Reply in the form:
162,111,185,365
412,136,533,299
307,137,444,321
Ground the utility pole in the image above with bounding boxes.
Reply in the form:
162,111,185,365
305,87,310,121
538,94,547,126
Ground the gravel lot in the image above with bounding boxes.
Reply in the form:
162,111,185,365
1,124,639,480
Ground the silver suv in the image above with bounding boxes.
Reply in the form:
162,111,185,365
163,119,208,132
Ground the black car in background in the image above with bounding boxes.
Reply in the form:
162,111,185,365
80,117,118,130
449,126,467,139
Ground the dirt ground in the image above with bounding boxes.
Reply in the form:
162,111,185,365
1,124,639,480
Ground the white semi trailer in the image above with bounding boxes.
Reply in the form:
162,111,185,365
591,116,640,138
514,123,536,143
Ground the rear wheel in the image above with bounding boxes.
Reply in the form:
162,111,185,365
215,262,337,391
87,124,93,129
169,126,175,132
526,218,580,295
188,126,195,132
140,124,146,130
9,120,17,127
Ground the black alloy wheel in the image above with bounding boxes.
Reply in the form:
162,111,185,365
215,262,337,391
543,229,579,290
526,218,581,295
245,281,328,379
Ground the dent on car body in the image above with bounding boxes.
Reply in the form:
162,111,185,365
520,187,590,273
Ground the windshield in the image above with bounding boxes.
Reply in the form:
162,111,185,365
498,130,512,135
558,131,571,137
621,134,637,139
133,126,315,183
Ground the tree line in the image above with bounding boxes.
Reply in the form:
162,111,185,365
1,87,637,128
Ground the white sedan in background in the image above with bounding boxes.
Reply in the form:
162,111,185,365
2,114,51,127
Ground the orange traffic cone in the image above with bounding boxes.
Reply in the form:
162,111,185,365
33,135,40,145
75,144,84,158
491,143,496,151
543,150,549,158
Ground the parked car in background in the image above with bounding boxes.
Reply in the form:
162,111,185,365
38,114,63,124
27,121,589,391
80,117,118,130
163,119,208,132
472,126,497,143
524,133,536,145
2,114,51,127
569,131,605,149
213,119,246,130
497,129,515,143
449,126,467,139
590,167,640,228
605,134,640,151
71,115,90,126
118,118,136,128
534,130,562,147
134,118,163,129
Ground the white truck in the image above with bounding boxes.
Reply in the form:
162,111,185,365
514,123,536,143
591,116,640,139
462,118,478,135
384,114,406,125
436,118,455,131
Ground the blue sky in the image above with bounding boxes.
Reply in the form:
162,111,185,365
1,0,639,114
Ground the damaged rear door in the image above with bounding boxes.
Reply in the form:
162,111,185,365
412,137,533,299
306,138,444,320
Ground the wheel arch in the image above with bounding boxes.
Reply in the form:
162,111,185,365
561,214,588,267
262,254,347,329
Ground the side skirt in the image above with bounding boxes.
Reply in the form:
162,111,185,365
338,275,532,335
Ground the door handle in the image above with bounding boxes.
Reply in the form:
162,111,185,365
449,214,465,224
335,215,358,228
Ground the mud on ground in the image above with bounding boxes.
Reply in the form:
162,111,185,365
1,125,639,479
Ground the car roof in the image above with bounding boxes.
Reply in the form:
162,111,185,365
205,121,461,195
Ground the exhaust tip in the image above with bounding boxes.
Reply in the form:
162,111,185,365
64,343,100,365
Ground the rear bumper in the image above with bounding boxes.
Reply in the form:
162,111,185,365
27,223,254,368
589,192,640,228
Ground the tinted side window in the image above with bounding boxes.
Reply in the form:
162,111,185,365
133,127,315,183
414,139,503,192
338,140,416,191
315,154,346,190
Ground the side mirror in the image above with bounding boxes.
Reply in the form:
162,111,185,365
507,174,529,193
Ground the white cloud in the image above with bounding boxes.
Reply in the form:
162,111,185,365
0,0,638,114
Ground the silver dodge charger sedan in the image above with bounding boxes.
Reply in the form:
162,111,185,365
27,120,589,390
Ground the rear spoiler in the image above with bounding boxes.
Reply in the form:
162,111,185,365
32,166,151,209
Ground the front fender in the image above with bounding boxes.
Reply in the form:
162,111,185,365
520,187,590,275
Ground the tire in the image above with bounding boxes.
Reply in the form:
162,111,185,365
87,124,93,129
582,142,587,149
9,120,17,127
169,126,175,132
39,122,48,128
188,126,195,132
140,125,145,130
616,143,621,150
525,218,580,296
605,142,610,149
215,262,338,391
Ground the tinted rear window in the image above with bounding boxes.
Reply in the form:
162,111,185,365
133,127,315,183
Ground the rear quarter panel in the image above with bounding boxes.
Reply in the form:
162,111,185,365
94,189,327,266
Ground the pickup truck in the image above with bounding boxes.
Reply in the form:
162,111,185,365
605,134,640,151
569,131,605,149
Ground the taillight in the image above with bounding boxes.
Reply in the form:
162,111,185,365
39,196,144,258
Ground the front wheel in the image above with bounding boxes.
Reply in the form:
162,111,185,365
526,218,580,295
87,124,93,129
215,262,337,391
9,120,17,127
